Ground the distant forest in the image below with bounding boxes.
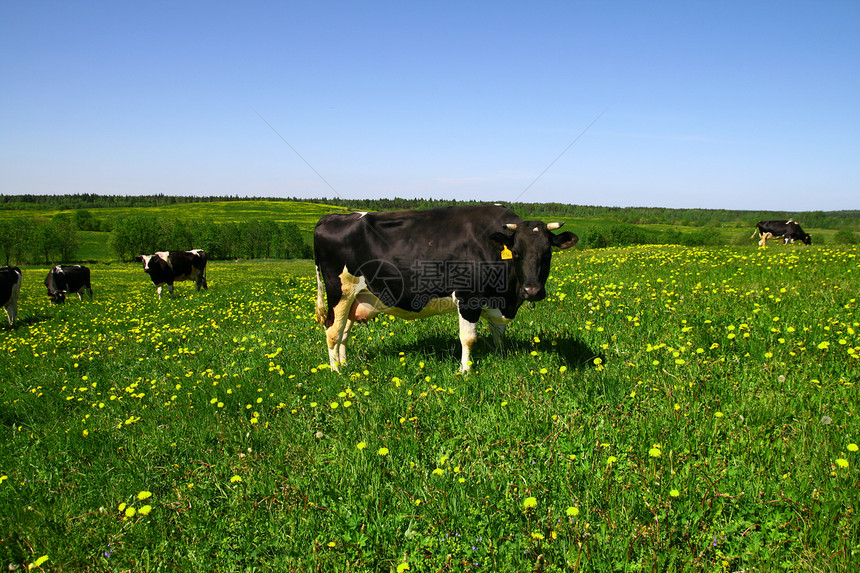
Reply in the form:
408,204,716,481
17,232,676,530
1,193,858,230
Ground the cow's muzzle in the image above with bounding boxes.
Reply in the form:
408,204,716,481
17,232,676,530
521,285,545,301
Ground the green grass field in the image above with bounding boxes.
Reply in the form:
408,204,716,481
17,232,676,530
1,245,858,571
0,200,345,230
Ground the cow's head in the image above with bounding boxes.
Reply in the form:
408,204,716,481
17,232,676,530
140,254,156,273
49,290,67,304
491,221,578,301
801,233,812,245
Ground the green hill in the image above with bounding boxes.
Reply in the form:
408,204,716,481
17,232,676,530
0,199,346,234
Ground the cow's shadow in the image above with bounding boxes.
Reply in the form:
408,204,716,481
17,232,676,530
6,314,52,329
357,331,600,371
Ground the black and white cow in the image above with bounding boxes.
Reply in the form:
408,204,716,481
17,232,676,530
314,205,578,372
140,249,208,299
45,265,93,304
750,220,812,246
0,266,22,326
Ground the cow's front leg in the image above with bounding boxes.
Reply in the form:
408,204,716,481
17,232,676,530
482,308,510,353
458,312,479,373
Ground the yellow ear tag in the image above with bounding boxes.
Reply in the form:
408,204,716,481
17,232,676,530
501,246,513,260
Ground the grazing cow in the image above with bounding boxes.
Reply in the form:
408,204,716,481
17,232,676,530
45,265,93,304
0,266,22,326
140,249,208,299
750,220,812,246
314,205,578,372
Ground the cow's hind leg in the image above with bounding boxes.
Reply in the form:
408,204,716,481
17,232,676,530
324,270,364,372
326,309,353,372
337,318,355,365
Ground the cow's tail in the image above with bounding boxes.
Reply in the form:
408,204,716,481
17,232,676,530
749,225,760,240
314,265,327,325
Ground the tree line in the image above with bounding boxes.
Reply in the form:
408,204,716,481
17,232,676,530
307,197,860,230
0,213,311,265
0,215,79,266
109,216,310,262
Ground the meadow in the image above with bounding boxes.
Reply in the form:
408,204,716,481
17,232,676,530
1,244,858,572
0,200,343,231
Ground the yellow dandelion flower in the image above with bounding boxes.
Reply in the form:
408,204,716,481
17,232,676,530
396,563,410,573
230,475,242,483
377,447,389,456
566,506,580,516
137,491,152,501
648,447,662,458
836,458,849,468
848,443,858,452
356,441,367,450
530,531,544,540
28,555,49,570
125,506,136,518
138,505,152,515
523,496,537,509
670,489,680,497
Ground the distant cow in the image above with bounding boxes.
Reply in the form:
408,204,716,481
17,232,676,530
0,266,22,326
45,265,93,304
314,205,578,372
750,220,812,246
140,249,208,299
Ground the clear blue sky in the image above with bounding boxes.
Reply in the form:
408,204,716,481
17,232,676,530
2,1,858,211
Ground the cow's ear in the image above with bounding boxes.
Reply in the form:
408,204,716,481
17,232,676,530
489,231,513,250
552,231,578,250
